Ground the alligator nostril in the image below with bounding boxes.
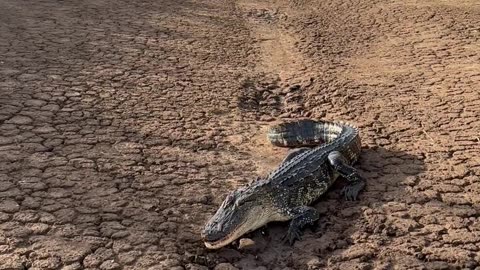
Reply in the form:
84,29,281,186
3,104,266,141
203,233,213,242
201,229,223,242
200,228,209,239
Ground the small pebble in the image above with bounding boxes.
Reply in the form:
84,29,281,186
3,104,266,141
214,263,239,270
238,238,255,249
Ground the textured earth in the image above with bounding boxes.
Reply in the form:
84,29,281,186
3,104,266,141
1,0,479,269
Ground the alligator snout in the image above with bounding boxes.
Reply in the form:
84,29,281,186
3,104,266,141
201,222,225,242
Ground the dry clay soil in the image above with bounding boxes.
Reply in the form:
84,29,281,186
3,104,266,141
1,0,480,269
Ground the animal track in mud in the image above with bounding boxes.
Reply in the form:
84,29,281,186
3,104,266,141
243,8,283,24
237,76,317,121
237,76,282,115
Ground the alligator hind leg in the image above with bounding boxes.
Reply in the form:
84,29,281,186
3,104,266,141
327,151,366,201
282,206,319,245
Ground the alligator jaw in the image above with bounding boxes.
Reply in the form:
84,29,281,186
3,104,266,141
203,213,271,249
203,225,246,249
204,233,238,249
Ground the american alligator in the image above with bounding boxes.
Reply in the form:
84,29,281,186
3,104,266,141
202,119,365,249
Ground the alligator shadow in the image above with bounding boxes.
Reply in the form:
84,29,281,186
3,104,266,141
206,146,426,269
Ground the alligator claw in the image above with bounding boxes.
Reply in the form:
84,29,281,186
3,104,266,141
281,206,319,246
342,181,365,201
282,227,302,246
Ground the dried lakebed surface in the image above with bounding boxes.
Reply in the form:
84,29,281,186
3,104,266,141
0,0,479,269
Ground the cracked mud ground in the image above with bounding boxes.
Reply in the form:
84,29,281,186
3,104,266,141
0,0,479,269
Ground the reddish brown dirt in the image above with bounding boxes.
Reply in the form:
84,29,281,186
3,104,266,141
1,0,479,269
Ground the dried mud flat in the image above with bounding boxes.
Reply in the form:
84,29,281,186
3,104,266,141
0,0,479,269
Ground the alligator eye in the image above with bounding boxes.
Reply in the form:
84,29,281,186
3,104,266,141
222,192,236,208
233,199,243,208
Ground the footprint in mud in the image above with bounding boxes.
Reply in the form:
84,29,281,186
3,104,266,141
236,76,315,121
236,76,282,117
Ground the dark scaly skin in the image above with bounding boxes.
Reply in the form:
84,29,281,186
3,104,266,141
201,119,365,249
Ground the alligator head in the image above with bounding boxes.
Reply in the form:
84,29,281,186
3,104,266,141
201,181,276,249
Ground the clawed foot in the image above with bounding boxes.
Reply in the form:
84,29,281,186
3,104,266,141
342,181,365,201
281,206,319,246
282,226,302,246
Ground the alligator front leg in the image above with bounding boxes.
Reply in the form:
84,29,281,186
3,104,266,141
282,206,319,245
327,151,366,201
